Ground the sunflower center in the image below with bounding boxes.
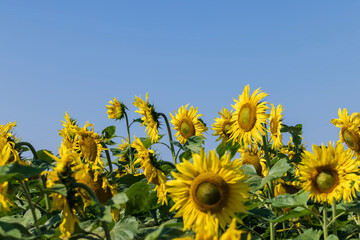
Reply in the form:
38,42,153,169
315,171,337,192
180,120,195,139
238,103,256,132
79,136,98,162
270,119,277,135
222,122,232,137
342,129,360,151
191,172,228,213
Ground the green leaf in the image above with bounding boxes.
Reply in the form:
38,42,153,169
91,201,112,223
216,141,240,159
327,235,339,240
0,162,47,183
36,149,55,164
102,126,116,139
183,136,204,154
178,151,192,161
23,208,41,228
106,192,128,208
144,219,184,240
248,207,277,221
292,228,322,240
44,183,68,196
342,201,360,214
271,207,312,223
259,158,291,189
110,217,139,240
125,182,151,215
117,174,146,186
271,191,310,208
0,221,32,239
170,141,183,150
241,165,262,191
140,135,164,149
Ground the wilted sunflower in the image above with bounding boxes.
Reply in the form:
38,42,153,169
212,108,233,143
228,85,268,146
167,149,249,233
239,144,267,177
131,137,168,205
330,108,360,156
170,104,208,144
133,93,160,143
106,97,126,120
268,104,284,150
298,142,360,204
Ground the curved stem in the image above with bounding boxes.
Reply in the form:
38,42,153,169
124,112,134,174
73,183,112,240
154,141,172,151
15,141,39,159
159,113,176,165
101,142,113,173
21,181,41,235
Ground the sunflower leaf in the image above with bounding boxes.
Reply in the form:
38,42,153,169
270,207,311,223
125,182,151,215
216,141,240,159
102,125,116,139
0,162,47,183
0,221,32,239
144,219,185,240
183,136,204,154
110,217,138,240
259,158,290,189
271,191,310,208
292,228,322,240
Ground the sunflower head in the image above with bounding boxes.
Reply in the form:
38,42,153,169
298,142,360,204
228,85,269,146
170,104,208,144
212,108,233,143
268,104,284,150
133,93,160,143
106,97,126,120
239,144,267,177
167,149,249,232
331,108,360,154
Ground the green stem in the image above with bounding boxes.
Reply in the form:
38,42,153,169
323,202,328,240
332,199,337,235
73,183,112,240
101,142,113,173
15,141,39,159
21,181,41,235
124,112,134,174
159,113,176,165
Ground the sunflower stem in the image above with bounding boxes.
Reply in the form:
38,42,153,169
332,199,337,236
21,181,41,235
159,113,176,165
101,142,113,173
73,182,112,240
124,112,134,174
323,202,329,240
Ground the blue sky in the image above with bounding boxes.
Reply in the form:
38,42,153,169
1,1,360,160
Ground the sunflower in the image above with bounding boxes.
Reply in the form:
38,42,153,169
228,85,268,146
106,97,126,120
298,142,360,204
133,93,160,143
239,144,267,177
170,104,208,144
58,112,78,145
219,218,251,240
268,104,284,150
167,149,249,233
212,108,233,143
330,108,360,156
0,122,20,165
131,137,168,205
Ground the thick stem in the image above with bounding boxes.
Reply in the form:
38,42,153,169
159,113,176,165
22,181,41,235
15,141,39,159
124,112,134,174
73,183,112,240
332,199,337,236
323,202,328,240
101,142,113,173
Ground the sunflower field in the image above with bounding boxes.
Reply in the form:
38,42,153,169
2,85,360,240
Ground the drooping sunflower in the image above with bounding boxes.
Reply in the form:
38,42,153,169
228,85,269,146
212,108,233,143
167,149,249,233
106,97,126,120
268,104,284,150
0,122,20,165
133,93,160,143
131,136,168,205
239,144,267,177
330,108,360,156
58,112,79,145
170,104,208,144
298,142,360,204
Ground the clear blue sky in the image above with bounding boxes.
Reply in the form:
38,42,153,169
1,1,360,160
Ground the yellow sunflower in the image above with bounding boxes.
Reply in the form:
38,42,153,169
0,122,20,165
212,108,233,143
268,104,284,150
170,104,208,144
298,142,360,204
106,97,126,120
131,136,168,205
167,149,249,233
133,93,160,143
330,108,360,156
239,144,267,177
220,218,251,240
228,85,268,146
58,112,78,145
